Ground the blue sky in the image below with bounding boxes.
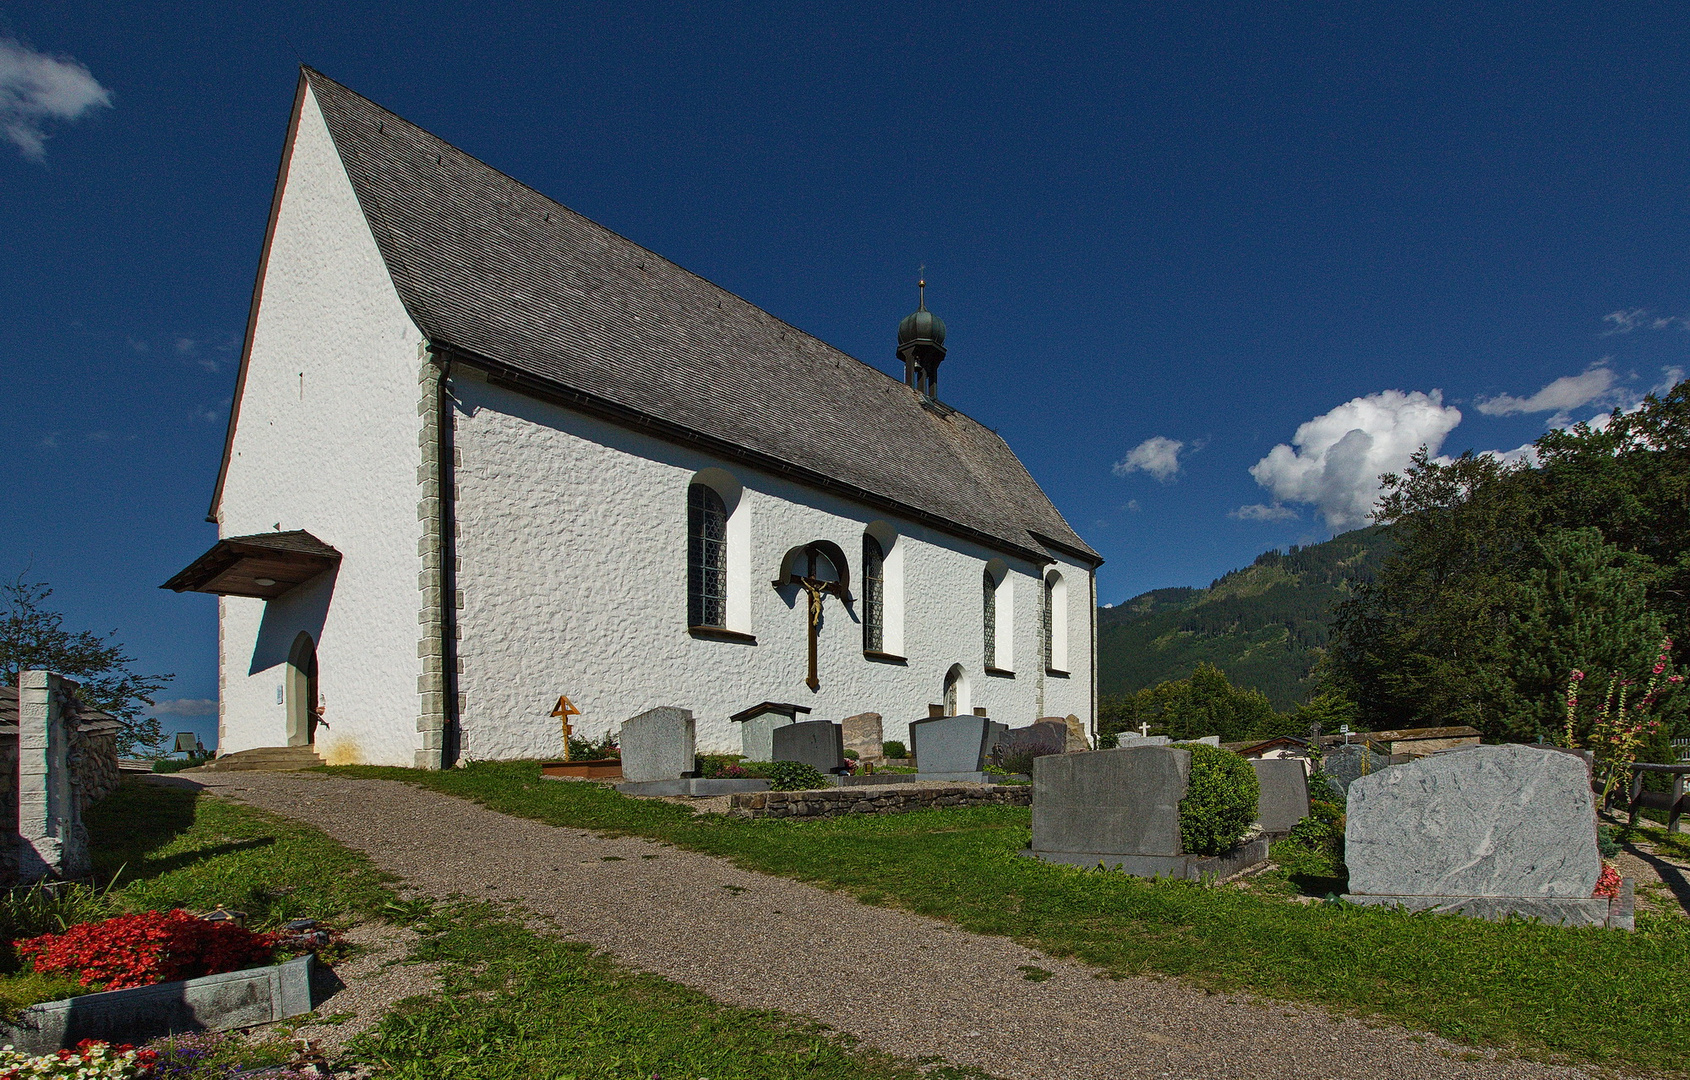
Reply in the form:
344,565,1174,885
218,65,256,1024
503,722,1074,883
4,2,1688,745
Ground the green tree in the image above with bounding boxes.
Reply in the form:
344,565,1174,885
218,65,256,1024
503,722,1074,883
1100,662,1283,743
1331,380,1689,741
0,577,172,753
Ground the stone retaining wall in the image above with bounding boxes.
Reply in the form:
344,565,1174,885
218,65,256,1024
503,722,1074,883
728,783,1030,820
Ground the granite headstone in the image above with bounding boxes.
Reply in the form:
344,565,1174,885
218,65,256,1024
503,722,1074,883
1250,758,1310,834
992,721,1068,766
772,720,846,775
1322,742,1391,797
1343,744,1612,926
619,707,695,783
909,715,994,774
734,705,800,763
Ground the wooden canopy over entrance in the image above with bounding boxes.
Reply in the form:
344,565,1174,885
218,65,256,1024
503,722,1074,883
161,531,341,600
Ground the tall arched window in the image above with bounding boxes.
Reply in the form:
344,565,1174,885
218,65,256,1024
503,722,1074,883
862,534,885,653
687,483,728,627
1042,572,1055,671
982,566,997,668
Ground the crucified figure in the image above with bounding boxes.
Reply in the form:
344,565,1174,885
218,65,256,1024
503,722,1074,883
781,543,850,692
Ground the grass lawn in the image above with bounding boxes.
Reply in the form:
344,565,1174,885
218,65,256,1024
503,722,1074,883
7,779,992,1078
330,760,1690,1074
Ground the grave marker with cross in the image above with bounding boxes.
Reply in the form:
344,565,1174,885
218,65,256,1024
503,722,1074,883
552,695,581,760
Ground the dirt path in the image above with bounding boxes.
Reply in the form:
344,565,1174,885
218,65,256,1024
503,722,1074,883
173,771,1598,1080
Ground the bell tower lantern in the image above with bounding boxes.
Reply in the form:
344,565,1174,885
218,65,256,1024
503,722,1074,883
897,278,948,399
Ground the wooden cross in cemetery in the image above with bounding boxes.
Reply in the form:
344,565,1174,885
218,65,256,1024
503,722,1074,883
780,543,851,692
551,695,581,760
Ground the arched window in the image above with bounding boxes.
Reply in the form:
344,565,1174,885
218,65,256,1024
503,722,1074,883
982,566,997,668
944,664,966,716
862,534,885,653
1042,573,1055,671
687,483,728,627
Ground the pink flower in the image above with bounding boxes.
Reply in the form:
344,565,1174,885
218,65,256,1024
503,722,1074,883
1571,670,1586,681
1671,675,1684,684
1654,663,1666,675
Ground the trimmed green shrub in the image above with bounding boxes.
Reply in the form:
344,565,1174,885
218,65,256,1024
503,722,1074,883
842,749,859,761
766,761,828,791
1178,745,1259,855
882,740,907,760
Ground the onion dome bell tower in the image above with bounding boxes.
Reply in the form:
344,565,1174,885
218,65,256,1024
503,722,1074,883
897,277,948,399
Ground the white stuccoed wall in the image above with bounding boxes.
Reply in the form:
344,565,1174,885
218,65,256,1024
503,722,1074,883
217,85,426,766
450,374,1094,759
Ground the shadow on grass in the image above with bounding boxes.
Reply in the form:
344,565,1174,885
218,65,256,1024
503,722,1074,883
87,779,201,884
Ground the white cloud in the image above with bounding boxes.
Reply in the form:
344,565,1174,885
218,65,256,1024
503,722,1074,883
149,698,217,717
1603,309,1688,335
1112,436,1185,482
1475,366,1619,416
1125,499,1141,512
0,38,111,159
1230,503,1299,522
1247,390,1463,532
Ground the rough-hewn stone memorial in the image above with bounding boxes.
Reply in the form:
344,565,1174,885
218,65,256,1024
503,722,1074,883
1250,758,1310,835
840,712,883,762
618,707,695,783
1322,742,1391,796
1343,743,1630,928
772,720,846,775
992,721,1067,766
909,714,994,780
1023,744,1267,879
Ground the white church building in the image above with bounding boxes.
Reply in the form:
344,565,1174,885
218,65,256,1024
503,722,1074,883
165,69,1100,769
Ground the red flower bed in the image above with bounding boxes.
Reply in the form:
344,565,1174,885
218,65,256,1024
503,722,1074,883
17,909,278,991
1593,863,1622,900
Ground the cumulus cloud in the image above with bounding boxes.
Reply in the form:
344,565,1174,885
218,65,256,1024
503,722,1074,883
149,698,218,717
0,38,111,159
1247,390,1463,532
1475,367,1619,416
1230,503,1299,522
1112,436,1185,482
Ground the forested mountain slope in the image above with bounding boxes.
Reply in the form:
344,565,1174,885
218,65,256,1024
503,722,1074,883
1097,526,1393,709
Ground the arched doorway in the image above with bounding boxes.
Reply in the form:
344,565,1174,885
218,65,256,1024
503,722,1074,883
285,632,319,747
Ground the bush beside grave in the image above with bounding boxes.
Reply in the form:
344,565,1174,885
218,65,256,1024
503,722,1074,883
767,761,829,791
882,740,907,761
1177,745,1260,855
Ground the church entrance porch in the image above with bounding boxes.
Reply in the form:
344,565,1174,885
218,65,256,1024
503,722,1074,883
285,631,320,747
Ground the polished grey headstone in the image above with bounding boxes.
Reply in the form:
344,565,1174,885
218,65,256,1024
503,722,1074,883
0,955,313,1054
1114,734,1171,748
735,708,796,763
1251,758,1311,834
1031,745,1190,856
772,720,846,774
910,714,994,774
1322,742,1391,796
619,706,695,782
1346,743,1601,900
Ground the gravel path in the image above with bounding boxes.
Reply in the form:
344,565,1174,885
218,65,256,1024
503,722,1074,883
174,771,1600,1080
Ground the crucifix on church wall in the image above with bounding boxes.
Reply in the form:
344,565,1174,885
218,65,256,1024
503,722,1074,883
776,542,852,691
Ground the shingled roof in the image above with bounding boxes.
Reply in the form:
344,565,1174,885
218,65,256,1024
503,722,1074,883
241,69,1096,564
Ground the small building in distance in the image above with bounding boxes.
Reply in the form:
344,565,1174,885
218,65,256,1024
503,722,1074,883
164,69,1099,769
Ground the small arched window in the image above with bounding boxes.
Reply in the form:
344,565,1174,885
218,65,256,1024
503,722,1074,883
862,534,885,653
982,567,997,668
687,483,728,627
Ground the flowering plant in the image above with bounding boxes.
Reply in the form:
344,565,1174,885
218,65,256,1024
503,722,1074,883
1593,862,1622,900
1563,637,1683,803
16,910,277,992
0,1039,156,1079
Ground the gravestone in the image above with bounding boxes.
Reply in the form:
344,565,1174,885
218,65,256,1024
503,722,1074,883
1250,759,1310,834
1343,743,1619,927
1185,736,1221,747
1322,742,1390,797
772,720,846,775
992,721,1067,766
1064,714,1089,752
17,671,89,882
733,703,805,762
910,715,994,779
1024,744,1268,880
1115,733,1170,748
840,712,883,762
618,707,695,783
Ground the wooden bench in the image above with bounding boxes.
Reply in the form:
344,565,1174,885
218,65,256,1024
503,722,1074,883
1627,763,1690,833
